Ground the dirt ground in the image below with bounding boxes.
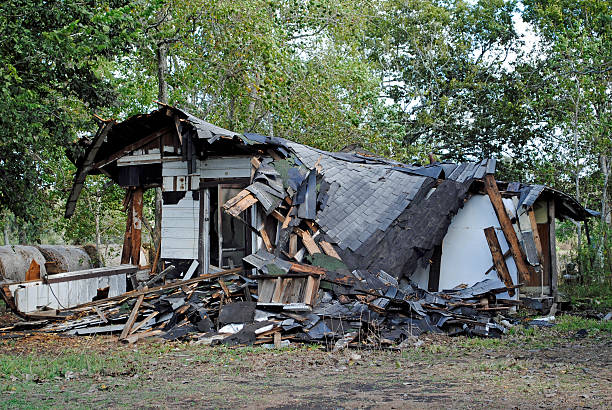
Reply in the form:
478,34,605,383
1,317,611,409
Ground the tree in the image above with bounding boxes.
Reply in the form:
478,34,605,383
522,0,611,272
0,0,136,230
360,0,534,165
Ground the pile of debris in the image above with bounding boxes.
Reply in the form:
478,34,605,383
2,258,519,348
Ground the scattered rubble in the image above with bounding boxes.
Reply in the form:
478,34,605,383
1,261,521,347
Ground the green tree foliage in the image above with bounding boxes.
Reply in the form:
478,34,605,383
361,0,537,164
106,0,395,153
0,0,136,224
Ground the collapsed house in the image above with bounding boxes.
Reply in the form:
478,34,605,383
0,104,593,344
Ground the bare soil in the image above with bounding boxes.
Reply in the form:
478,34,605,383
1,328,610,409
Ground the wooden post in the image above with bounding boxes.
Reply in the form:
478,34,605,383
198,188,210,275
121,190,133,265
527,207,545,265
130,187,144,266
483,227,515,296
549,200,558,300
484,174,533,283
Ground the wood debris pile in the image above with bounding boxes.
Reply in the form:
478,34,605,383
1,261,519,347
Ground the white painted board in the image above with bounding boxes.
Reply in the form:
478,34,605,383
161,191,199,260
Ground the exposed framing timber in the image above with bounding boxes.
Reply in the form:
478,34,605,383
93,126,173,170
130,187,144,266
484,174,533,283
483,227,515,296
65,121,115,218
549,200,558,300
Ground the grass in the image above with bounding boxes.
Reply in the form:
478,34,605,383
0,347,152,384
555,314,612,333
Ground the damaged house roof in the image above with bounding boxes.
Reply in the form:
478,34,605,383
67,104,591,284
3,103,593,344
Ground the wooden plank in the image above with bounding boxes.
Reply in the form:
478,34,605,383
289,263,326,276
273,331,282,348
279,278,294,303
319,241,341,260
303,276,319,306
294,228,320,255
271,277,284,303
218,279,231,297
130,187,144,266
129,311,158,335
123,329,163,345
94,306,108,323
150,241,161,275
119,293,145,340
116,153,161,167
483,174,532,283
45,265,137,284
271,210,286,223
549,200,558,299
183,260,199,281
304,220,318,233
483,227,515,296
121,192,133,264
281,207,293,229
484,249,511,275
528,207,545,265
227,194,258,217
222,189,250,209
25,260,40,282
288,234,298,258
260,227,273,251
257,279,276,303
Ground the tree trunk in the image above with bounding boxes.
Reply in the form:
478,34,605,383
2,213,9,245
599,153,612,274
156,42,169,104
154,40,169,272
95,197,101,258
572,80,583,276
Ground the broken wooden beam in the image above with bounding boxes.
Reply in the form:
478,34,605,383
225,193,258,217
289,263,325,276
484,174,532,283
527,207,545,265
294,228,320,255
119,293,145,340
483,227,515,296
319,241,341,260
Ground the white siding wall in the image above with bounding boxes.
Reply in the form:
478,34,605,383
10,273,126,313
161,190,199,259
437,194,519,299
160,157,252,260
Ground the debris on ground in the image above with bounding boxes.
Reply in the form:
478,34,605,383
1,261,521,347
